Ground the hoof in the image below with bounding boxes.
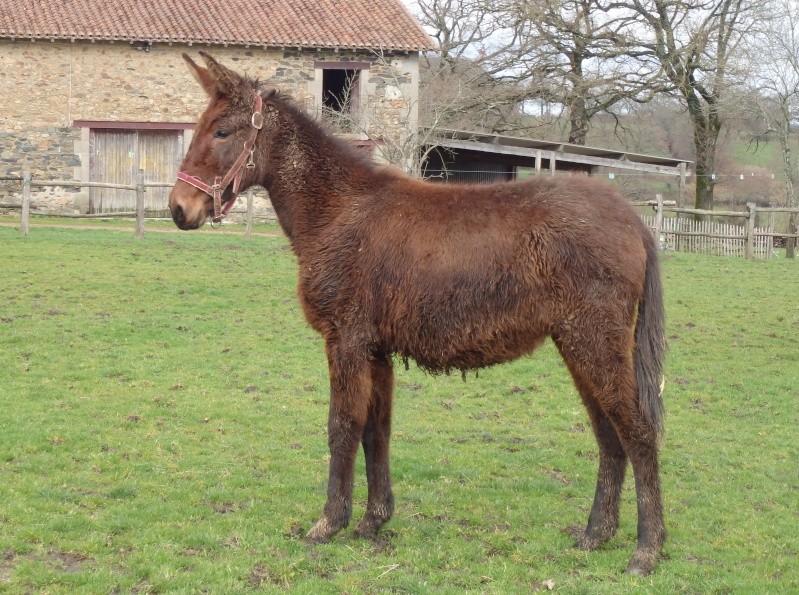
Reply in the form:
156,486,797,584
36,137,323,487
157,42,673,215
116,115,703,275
625,551,657,576
304,530,329,545
353,515,383,540
576,535,602,551
625,562,653,576
575,527,615,551
305,516,343,544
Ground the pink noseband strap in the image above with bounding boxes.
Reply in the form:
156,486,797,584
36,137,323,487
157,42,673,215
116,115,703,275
176,92,263,224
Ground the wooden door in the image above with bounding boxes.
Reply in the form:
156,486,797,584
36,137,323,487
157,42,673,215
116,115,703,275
138,131,184,215
90,129,183,214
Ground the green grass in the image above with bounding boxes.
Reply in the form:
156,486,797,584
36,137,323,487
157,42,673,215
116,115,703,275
727,136,784,170
1,225,798,593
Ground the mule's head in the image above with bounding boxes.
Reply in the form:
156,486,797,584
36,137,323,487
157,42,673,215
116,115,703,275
169,52,263,229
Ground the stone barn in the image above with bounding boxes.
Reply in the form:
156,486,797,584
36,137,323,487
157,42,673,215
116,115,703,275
0,0,433,215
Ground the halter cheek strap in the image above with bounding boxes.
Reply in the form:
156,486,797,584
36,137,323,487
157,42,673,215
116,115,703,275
176,92,264,224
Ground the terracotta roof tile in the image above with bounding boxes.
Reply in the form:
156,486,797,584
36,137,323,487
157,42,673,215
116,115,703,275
0,0,434,51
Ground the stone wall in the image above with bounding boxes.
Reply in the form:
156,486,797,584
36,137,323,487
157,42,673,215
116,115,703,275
0,127,82,213
0,40,420,215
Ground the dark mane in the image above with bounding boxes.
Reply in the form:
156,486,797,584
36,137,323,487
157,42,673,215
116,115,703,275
263,88,390,177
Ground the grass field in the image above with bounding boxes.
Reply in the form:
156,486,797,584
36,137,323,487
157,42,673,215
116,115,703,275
1,223,797,593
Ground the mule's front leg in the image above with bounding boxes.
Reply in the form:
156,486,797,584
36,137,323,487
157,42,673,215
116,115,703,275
306,340,371,544
354,354,395,539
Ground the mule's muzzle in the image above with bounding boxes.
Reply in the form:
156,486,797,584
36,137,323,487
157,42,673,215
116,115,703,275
168,186,208,230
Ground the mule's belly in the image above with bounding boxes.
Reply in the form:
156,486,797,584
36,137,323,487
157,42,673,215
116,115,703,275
399,335,548,373
385,305,550,373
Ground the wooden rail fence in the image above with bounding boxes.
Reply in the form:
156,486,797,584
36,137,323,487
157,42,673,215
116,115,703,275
3,174,799,258
634,195,799,259
0,169,261,239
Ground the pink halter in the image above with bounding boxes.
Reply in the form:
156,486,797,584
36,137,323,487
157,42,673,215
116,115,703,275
176,92,264,224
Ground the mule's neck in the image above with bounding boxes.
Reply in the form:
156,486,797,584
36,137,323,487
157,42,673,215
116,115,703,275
254,97,381,253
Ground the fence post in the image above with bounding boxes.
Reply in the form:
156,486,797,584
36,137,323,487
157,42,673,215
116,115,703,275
653,194,663,249
21,169,31,237
246,188,254,239
767,212,775,259
678,163,686,207
135,169,145,239
745,202,756,260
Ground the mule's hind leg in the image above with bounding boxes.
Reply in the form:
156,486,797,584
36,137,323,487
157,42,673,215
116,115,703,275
306,339,371,543
354,353,395,539
557,362,628,550
556,331,665,575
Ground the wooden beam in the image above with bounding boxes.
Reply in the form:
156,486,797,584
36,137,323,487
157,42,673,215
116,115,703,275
432,139,685,176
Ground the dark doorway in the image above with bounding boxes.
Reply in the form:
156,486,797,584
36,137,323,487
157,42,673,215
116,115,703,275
322,69,360,114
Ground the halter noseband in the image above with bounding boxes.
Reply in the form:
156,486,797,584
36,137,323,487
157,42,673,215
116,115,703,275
176,92,264,224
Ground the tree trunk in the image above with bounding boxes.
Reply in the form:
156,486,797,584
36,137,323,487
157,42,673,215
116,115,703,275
686,95,720,212
691,128,717,213
568,96,589,145
786,212,797,259
779,117,796,259
693,159,715,213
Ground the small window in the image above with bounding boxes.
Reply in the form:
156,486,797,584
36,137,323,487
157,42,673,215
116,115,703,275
316,61,370,130
322,69,360,115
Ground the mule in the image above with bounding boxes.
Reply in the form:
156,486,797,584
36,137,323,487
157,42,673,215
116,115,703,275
168,53,667,575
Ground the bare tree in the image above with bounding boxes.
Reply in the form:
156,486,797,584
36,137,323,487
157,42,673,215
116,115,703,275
413,0,671,145
513,0,664,145
749,1,799,257
415,0,515,70
413,0,535,134
617,0,766,211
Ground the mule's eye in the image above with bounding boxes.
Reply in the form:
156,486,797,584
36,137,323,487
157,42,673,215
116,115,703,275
213,129,231,139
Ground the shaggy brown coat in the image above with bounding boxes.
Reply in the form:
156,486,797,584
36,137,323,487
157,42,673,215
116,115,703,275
168,53,667,575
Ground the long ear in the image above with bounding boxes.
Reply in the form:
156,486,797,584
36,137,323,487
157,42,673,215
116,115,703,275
198,51,244,97
182,53,217,97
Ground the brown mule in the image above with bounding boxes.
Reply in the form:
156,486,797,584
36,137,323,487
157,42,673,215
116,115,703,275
168,53,667,575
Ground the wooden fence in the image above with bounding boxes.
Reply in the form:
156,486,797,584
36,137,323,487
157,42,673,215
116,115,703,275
635,195,799,260
3,173,799,258
0,169,260,239
640,214,775,258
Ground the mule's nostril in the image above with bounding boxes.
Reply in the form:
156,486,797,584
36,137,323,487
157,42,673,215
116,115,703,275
172,204,185,227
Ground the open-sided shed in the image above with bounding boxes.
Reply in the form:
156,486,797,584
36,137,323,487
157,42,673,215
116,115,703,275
423,129,690,200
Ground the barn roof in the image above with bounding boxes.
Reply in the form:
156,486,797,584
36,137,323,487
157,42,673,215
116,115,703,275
0,0,435,52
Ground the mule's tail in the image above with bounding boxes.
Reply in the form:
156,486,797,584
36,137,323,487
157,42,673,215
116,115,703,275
635,232,666,441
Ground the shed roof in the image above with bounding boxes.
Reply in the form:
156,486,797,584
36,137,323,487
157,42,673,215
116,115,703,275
429,129,691,176
0,0,435,51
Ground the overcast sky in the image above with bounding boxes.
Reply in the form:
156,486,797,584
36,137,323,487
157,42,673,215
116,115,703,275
401,0,427,30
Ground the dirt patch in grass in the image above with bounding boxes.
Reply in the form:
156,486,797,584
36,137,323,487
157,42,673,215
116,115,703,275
0,550,17,583
369,530,397,555
46,550,89,573
0,549,89,582
562,525,583,541
247,562,285,589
